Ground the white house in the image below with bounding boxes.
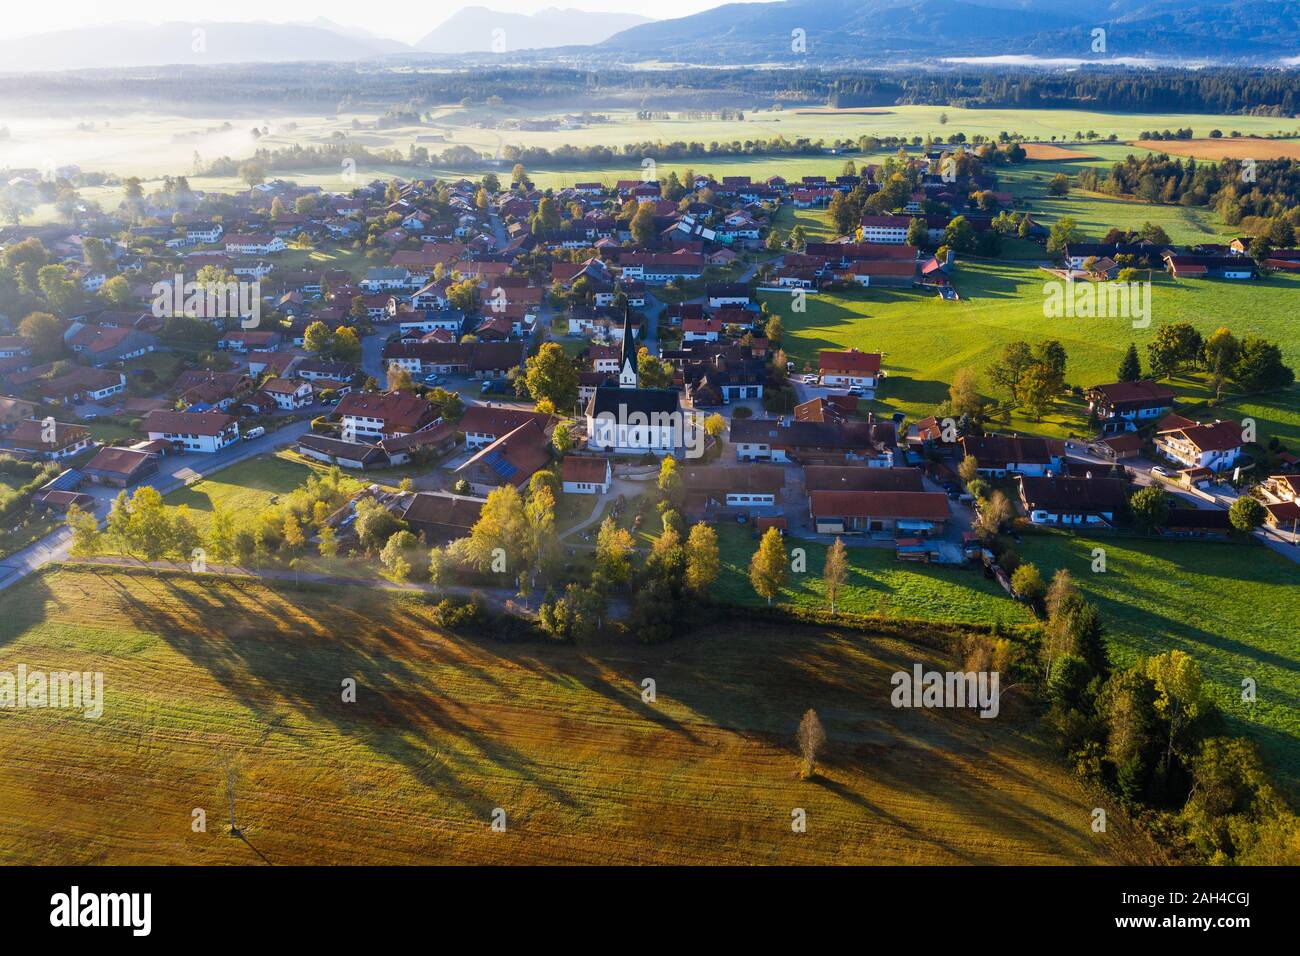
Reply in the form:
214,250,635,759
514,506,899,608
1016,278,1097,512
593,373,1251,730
143,410,240,453
260,378,313,410
561,456,612,495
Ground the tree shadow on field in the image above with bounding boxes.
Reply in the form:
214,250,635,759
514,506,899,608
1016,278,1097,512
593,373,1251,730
101,569,582,818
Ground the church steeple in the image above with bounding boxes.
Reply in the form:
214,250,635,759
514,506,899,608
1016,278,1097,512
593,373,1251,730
618,307,638,389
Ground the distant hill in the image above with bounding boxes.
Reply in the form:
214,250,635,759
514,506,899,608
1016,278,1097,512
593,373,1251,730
600,0,1300,63
415,7,653,54
0,21,402,72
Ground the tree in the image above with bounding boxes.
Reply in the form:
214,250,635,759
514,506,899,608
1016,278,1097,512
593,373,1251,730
331,326,362,364
1117,343,1142,382
65,504,101,557
630,201,657,246
975,490,1014,537
943,215,975,253
594,515,635,590
1202,327,1240,398
1146,650,1204,772
466,485,528,574
355,496,404,553
797,708,827,779
551,420,574,454
99,275,134,308
18,311,64,361
986,340,1035,402
1129,485,1170,533
524,342,579,411
1046,216,1084,256
905,216,928,248
684,523,719,595
387,366,415,392
958,455,980,484
703,413,726,440
1147,323,1203,380
1231,335,1294,392
636,348,674,389
657,456,684,510
523,484,560,591
1018,362,1057,422
303,320,332,355
317,524,338,558
281,513,306,556
37,264,80,313
169,506,202,562
238,161,266,187
1011,562,1047,608
823,537,849,615
948,367,983,418
1047,173,1070,196
207,506,237,564
381,530,417,582
749,526,788,605
1228,496,1266,533
788,224,807,252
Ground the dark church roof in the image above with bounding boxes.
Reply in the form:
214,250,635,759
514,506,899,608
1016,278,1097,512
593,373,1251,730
587,385,680,417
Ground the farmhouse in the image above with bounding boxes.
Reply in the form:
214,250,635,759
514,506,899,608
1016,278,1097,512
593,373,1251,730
1016,475,1128,526
337,391,439,442
730,418,877,463
959,435,1062,477
260,377,313,410
809,490,950,536
1154,418,1243,472
681,464,785,510
1086,380,1177,433
0,419,92,460
459,405,554,450
400,492,485,543
455,419,551,493
1163,254,1258,280
819,349,882,389
803,464,925,493
142,409,240,453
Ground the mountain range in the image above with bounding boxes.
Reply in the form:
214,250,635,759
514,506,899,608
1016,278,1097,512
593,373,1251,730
597,0,1300,63
0,1,1296,72
0,9,653,72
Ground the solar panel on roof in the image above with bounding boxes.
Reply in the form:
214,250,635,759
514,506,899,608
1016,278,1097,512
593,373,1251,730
484,450,517,481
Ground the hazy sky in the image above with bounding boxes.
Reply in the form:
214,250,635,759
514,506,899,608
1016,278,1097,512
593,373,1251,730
0,1,740,41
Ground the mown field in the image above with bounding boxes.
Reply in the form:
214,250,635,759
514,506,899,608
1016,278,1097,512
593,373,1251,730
0,565,1147,865
768,262,1300,440
1014,532,1300,796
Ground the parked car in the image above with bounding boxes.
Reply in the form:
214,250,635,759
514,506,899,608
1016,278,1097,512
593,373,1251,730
423,373,442,385
1150,465,1171,478
243,425,266,440
846,386,865,396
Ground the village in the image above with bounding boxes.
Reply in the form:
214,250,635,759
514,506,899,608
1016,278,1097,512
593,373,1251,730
0,145,1296,606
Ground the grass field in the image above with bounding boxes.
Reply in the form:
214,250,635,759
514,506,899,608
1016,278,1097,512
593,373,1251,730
1014,532,1300,795
8,102,1300,209
0,565,1150,864
164,452,364,531
714,524,1033,627
769,261,1300,440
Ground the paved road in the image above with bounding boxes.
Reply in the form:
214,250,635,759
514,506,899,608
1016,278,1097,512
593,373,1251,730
0,418,314,592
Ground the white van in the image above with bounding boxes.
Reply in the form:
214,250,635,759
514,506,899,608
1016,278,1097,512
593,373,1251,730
243,426,266,441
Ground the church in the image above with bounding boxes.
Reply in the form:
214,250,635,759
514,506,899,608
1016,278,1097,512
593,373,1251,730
585,312,688,456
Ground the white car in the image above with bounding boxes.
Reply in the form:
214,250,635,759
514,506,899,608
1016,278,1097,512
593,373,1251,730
1150,465,1171,478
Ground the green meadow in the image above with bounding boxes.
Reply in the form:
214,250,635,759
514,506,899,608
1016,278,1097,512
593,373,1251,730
1015,532,1300,795
768,262,1300,441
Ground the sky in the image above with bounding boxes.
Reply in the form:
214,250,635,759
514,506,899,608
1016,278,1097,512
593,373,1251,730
0,1,743,41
